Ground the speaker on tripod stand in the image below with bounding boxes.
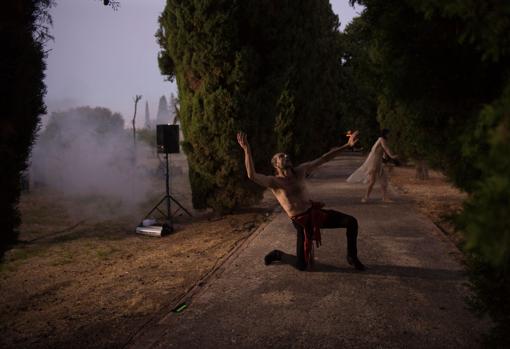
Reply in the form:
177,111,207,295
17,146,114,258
157,124,180,154
136,124,192,237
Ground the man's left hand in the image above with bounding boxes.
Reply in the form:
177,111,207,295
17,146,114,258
347,130,359,147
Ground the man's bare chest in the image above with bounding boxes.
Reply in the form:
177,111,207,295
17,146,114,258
273,177,307,197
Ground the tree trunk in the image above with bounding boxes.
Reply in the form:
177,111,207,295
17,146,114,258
415,159,429,180
132,95,142,144
132,95,142,160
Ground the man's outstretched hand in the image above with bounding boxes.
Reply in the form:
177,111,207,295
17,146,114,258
237,131,249,151
347,130,359,147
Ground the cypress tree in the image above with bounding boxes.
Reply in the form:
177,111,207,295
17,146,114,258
156,95,170,125
157,0,344,211
0,0,51,257
144,101,151,129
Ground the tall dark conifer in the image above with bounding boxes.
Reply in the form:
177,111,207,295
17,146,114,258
156,95,170,125
144,101,151,129
157,0,344,211
0,0,51,257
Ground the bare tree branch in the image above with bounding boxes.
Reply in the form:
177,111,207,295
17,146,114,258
132,95,142,148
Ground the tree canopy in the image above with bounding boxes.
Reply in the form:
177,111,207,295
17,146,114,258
157,0,346,211
39,106,124,143
348,0,510,343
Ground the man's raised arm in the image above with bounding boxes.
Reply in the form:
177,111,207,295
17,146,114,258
297,130,359,176
237,132,275,188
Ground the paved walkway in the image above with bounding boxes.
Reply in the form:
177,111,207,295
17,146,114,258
128,155,488,348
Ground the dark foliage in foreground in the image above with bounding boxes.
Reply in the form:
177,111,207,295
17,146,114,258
351,0,510,344
0,0,52,258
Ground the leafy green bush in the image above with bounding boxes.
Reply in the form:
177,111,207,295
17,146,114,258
464,255,510,348
458,86,510,347
460,85,510,267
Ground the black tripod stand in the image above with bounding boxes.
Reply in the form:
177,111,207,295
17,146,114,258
140,152,192,234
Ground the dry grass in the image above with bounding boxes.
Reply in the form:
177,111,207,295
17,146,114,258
1,159,467,348
388,165,466,247
0,185,276,348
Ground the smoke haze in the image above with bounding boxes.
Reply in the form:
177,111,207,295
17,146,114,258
31,107,158,219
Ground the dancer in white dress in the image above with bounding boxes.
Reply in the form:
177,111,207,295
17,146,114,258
346,129,398,202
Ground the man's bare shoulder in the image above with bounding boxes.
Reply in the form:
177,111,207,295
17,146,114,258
251,173,279,189
268,174,283,187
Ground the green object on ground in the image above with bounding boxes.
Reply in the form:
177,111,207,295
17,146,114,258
173,303,187,313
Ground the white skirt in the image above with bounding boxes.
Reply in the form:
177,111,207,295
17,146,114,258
346,152,383,184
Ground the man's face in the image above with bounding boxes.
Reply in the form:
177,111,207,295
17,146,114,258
273,153,292,170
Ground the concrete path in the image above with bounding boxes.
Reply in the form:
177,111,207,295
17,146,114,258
128,155,488,349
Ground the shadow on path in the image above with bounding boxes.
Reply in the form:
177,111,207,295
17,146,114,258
273,252,464,281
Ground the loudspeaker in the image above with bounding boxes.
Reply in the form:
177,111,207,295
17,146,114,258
157,124,180,154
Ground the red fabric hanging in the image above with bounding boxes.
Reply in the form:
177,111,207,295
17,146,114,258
291,201,328,268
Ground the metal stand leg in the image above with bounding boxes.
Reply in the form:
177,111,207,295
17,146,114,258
139,151,192,233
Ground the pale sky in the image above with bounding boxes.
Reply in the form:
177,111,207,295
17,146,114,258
44,0,362,127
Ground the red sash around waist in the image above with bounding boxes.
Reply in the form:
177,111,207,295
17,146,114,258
291,201,328,267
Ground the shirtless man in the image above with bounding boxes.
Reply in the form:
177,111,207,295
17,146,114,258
237,131,365,271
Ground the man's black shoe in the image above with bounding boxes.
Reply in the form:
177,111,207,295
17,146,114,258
264,250,282,265
347,255,366,271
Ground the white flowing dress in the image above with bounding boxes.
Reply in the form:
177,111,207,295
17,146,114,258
346,137,389,184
